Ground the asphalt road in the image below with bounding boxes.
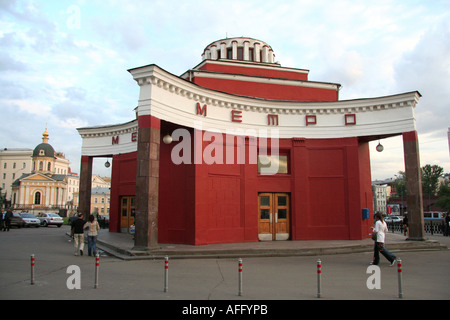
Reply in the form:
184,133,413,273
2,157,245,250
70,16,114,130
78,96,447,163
1,225,449,303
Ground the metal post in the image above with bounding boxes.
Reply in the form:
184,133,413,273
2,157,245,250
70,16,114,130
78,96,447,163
397,258,403,298
164,256,169,292
238,258,243,296
94,253,99,288
317,259,322,298
30,254,35,285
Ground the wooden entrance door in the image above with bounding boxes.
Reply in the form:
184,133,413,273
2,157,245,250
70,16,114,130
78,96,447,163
120,196,135,233
258,193,290,241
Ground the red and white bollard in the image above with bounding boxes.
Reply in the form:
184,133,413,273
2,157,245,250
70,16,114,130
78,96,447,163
94,253,99,288
30,254,35,285
164,256,169,292
238,258,243,296
397,258,403,298
316,259,322,298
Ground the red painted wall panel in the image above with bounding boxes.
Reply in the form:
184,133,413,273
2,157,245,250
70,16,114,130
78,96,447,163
158,121,196,244
110,152,137,232
184,131,373,244
193,77,338,101
110,128,373,243
198,63,309,81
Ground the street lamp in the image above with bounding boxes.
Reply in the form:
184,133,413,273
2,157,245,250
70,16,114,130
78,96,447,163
376,141,384,152
163,134,173,144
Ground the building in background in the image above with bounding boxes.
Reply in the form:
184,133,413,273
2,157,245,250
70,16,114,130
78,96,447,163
372,184,389,215
10,128,70,213
3,128,110,217
72,175,111,216
0,148,33,206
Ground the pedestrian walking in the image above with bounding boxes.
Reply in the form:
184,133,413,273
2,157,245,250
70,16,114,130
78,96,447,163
85,214,100,256
371,212,396,266
445,212,450,237
71,213,86,256
3,208,13,232
402,214,408,236
0,210,3,231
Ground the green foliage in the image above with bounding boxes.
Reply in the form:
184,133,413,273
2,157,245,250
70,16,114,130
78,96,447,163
421,164,444,196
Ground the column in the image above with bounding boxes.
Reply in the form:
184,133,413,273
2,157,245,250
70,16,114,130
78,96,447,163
220,42,227,59
262,45,269,63
254,42,261,62
243,41,250,61
79,156,93,220
134,114,160,250
403,131,425,240
210,45,217,59
232,41,238,59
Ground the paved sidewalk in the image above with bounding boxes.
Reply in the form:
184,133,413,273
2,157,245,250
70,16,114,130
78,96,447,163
92,228,448,260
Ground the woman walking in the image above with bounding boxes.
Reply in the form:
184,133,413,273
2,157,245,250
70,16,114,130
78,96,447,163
85,214,100,256
371,212,396,266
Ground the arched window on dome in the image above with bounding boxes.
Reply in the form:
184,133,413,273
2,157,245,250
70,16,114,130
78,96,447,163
39,161,43,171
34,191,41,205
47,162,51,172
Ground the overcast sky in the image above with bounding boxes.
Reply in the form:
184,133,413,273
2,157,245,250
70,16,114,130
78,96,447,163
1,0,449,180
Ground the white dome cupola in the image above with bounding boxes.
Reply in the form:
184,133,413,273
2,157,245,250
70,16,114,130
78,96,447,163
201,37,277,64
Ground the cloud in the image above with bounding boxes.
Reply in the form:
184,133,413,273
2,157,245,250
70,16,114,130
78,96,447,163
393,16,450,135
1,0,448,179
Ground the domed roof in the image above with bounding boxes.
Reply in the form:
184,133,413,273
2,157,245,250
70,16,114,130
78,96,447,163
32,128,56,158
201,37,277,64
33,143,55,158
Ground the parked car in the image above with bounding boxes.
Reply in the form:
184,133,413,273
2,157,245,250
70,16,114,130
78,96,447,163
2,212,25,228
37,212,63,227
20,212,41,227
385,215,403,223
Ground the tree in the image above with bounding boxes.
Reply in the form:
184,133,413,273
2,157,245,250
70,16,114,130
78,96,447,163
436,196,450,212
393,171,406,198
421,164,444,197
437,179,450,212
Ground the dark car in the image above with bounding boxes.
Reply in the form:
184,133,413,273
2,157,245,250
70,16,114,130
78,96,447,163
20,212,41,227
2,212,25,228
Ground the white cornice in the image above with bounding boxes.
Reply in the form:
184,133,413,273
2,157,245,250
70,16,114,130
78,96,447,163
77,119,138,138
129,64,419,114
77,119,138,157
129,64,420,139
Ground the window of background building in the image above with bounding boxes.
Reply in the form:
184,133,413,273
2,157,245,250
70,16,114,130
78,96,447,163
34,192,41,205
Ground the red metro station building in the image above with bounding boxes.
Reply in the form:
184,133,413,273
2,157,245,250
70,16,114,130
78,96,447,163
77,37,425,249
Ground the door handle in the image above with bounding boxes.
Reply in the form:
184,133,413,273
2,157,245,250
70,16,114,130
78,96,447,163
270,213,272,223
275,212,278,223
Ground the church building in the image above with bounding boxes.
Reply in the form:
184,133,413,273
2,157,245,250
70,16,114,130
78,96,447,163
11,128,70,211
77,37,424,249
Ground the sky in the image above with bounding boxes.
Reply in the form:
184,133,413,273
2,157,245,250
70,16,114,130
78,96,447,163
1,0,449,180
